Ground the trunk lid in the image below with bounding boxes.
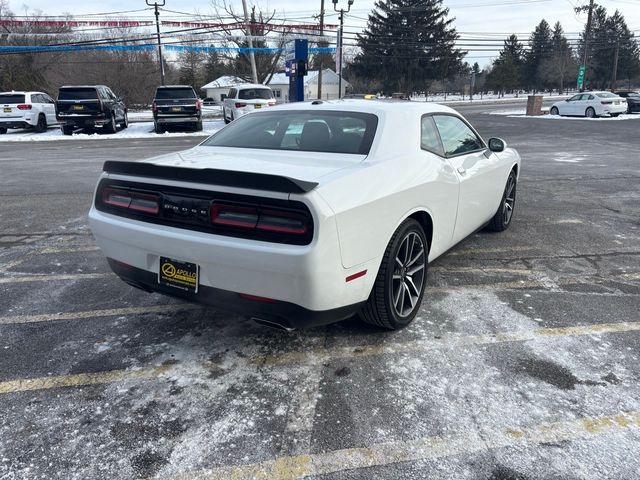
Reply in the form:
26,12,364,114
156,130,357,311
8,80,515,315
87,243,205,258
0,94,26,119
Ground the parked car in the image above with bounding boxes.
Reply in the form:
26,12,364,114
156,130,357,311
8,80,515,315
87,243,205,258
222,84,275,124
549,91,627,118
152,85,202,133
56,85,128,135
343,94,377,100
0,91,57,134
614,91,640,113
89,100,521,331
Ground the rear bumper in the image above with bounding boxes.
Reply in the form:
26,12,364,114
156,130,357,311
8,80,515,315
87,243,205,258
108,258,363,328
58,116,109,127
155,116,200,124
0,120,31,129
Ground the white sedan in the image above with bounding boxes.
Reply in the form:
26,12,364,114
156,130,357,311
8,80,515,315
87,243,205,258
550,91,627,118
89,101,521,330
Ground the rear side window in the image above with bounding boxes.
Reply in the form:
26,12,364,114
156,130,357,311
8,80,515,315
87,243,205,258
0,94,25,104
433,115,484,157
228,88,237,99
203,110,378,155
238,88,273,100
420,116,444,156
58,88,98,101
155,88,196,100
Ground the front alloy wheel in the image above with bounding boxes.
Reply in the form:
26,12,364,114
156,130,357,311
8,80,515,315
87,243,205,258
486,170,517,232
550,107,559,116
360,219,428,330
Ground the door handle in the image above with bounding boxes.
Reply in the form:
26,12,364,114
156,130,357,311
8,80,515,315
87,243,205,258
457,167,466,175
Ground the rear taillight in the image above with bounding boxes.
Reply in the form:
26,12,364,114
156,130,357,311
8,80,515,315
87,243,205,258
601,101,612,105
196,99,202,111
235,103,247,108
17,104,32,110
102,187,160,215
211,203,310,236
152,101,157,113
268,101,276,107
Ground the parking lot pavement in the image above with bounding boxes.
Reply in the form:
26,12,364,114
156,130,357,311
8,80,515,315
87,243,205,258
1,107,639,479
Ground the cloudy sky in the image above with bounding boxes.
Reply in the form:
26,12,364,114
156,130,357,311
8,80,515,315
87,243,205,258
9,0,640,66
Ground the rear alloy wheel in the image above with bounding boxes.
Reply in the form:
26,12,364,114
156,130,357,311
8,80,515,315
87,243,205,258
360,219,428,330
486,170,517,232
120,112,129,129
35,114,47,133
585,107,596,118
105,112,117,134
550,107,559,116
0,127,7,135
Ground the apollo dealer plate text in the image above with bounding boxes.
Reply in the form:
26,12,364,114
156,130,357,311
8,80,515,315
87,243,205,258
158,257,199,293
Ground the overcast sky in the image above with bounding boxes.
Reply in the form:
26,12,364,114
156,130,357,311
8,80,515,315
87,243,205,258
9,0,640,67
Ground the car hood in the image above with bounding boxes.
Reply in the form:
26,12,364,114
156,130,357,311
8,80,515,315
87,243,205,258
135,146,367,184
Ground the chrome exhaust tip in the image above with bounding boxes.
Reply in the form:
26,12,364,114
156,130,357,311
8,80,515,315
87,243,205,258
251,317,296,332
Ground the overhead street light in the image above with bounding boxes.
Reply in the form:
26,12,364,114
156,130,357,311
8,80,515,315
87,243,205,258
333,0,353,99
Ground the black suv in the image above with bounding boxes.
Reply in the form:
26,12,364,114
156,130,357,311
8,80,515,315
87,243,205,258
615,91,640,113
56,85,128,135
152,85,202,133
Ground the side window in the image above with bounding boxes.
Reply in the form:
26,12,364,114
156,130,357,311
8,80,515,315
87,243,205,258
31,94,42,103
420,116,444,156
228,88,237,99
587,95,594,100
433,115,484,157
569,94,582,102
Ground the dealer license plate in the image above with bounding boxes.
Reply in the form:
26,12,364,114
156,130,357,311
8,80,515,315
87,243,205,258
73,105,84,111
158,257,199,293
171,106,182,112
254,104,262,109
3,107,10,113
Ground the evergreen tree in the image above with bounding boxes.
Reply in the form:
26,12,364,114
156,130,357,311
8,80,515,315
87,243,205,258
350,0,465,95
486,34,525,95
524,19,552,91
203,50,228,84
177,45,206,91
540,22,577,94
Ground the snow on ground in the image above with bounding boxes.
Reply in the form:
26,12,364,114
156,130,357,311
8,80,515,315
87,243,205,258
489,109,640,121
0,120,225,142
411,93,570,104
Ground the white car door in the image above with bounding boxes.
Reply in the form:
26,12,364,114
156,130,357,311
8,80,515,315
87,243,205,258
433,114,505,243
562,94,582,115
42,94,56,124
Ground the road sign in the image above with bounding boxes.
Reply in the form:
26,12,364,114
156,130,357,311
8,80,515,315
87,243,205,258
577,65,586,89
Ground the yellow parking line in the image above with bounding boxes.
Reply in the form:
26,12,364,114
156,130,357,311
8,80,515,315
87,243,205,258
0,304,201,325
446,245,537,256
429,266,533,274
0,273,112,284
0,364,172,394
163,411,640,480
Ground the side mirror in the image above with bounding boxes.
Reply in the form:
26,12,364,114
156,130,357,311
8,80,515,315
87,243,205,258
488,137,506,153
565,99,570,102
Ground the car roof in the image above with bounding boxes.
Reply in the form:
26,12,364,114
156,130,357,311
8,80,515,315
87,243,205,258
0,91,45,95
59,85,107,89
235,84,272,89
156,85,195,89
269,99,458,116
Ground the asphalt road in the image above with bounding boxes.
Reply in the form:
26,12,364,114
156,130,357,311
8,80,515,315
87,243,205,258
1,104,639,480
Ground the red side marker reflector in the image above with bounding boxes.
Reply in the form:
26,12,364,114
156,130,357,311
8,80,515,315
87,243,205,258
346,270,367,282
239,293,278,304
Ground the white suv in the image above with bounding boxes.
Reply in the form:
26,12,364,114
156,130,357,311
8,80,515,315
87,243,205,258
222,84,276,124
0,91,57,134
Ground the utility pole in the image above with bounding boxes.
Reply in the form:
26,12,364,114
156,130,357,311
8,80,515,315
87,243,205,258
576,0,595,90
612,39,619,91
317,0,325,100
332,0,353,99
146,0,166,85
242,0,259,84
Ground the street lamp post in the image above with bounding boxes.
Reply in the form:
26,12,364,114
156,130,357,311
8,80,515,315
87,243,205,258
332,0,353,99
146,0,166,86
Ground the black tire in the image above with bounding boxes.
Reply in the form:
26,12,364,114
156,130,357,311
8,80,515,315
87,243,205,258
0,127,7,135
120,111,129,129
550,107,559,116
105,112,117,134
154,122,165,134
610,113,620,118
35,114,47,133
486,170,517,232
62,125,73,136
585,107,596,118
195,119,203,131
360,219,428,330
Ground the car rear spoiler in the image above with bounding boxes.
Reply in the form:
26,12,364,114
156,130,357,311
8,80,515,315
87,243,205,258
102,161,319,194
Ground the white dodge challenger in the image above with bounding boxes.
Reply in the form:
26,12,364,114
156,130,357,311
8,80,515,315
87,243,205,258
89,100,521,330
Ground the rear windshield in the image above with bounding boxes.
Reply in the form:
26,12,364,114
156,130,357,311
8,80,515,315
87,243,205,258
596,92,617,98
203,110,378,155
0,94,25,104
238,88,273,100
155,88,196,100
58,88,98,101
